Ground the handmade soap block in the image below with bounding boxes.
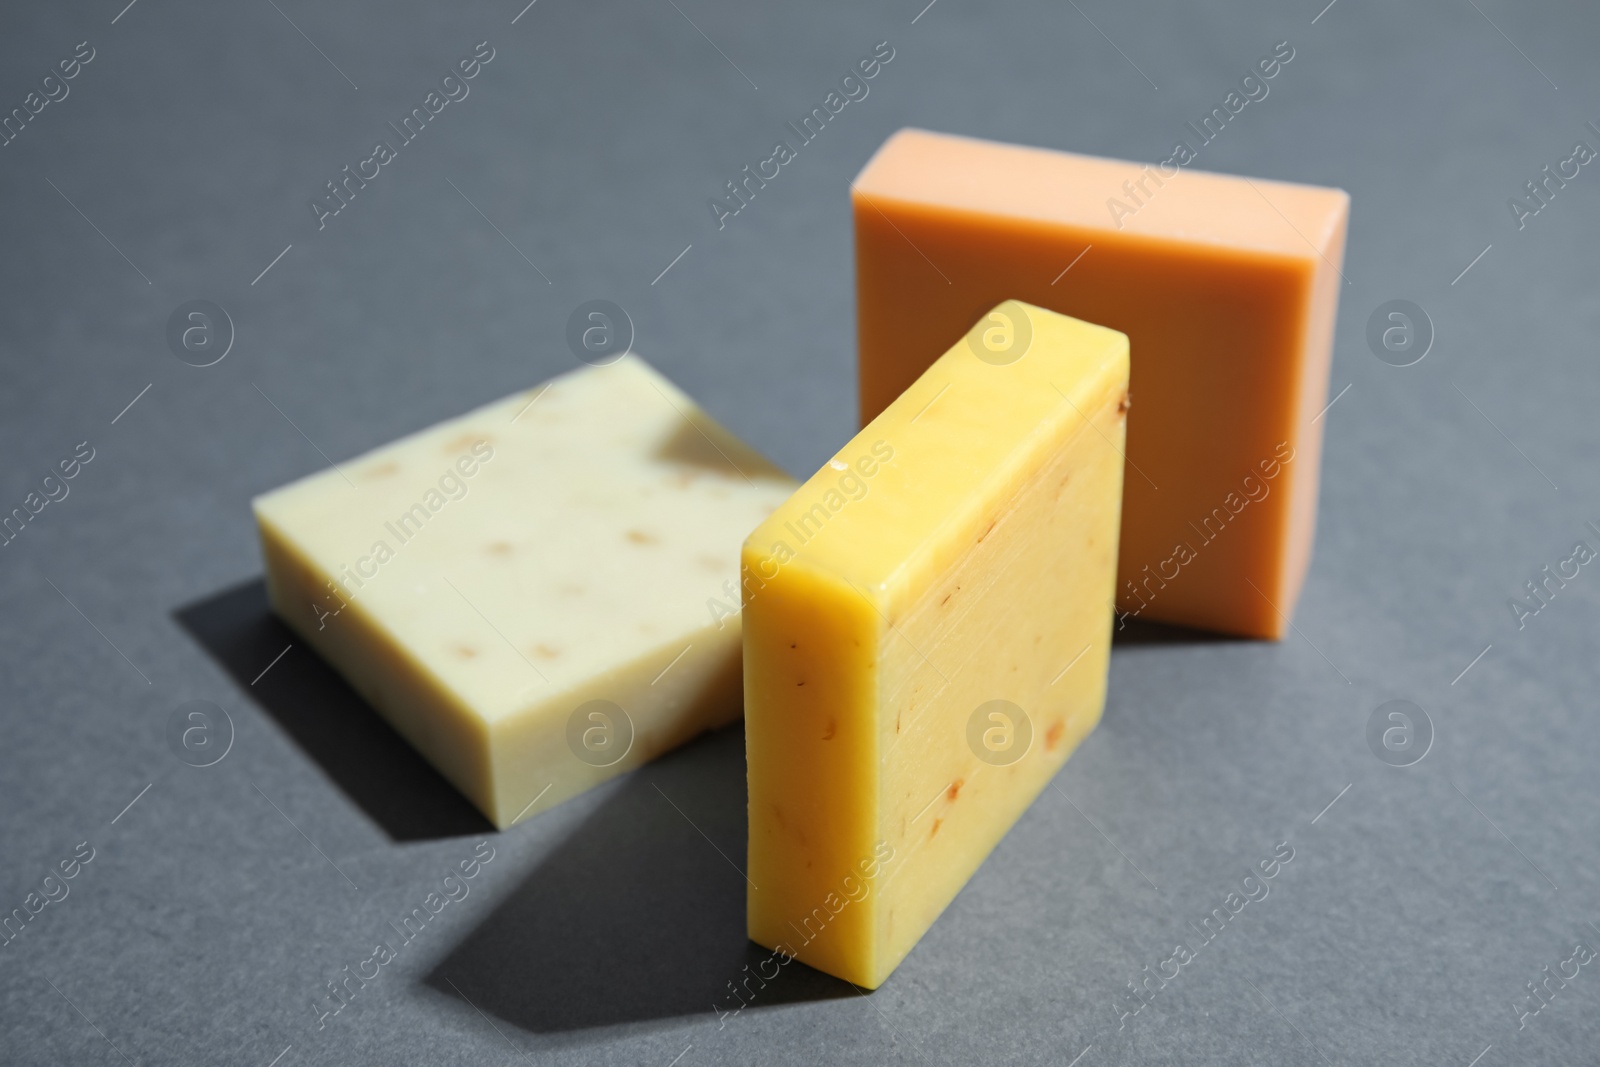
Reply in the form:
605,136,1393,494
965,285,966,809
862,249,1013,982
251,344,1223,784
253,356,795,829
743,300,1128,988
853,128,1349,637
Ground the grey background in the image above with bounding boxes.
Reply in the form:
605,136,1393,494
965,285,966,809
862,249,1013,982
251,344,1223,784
1,0,1596,1064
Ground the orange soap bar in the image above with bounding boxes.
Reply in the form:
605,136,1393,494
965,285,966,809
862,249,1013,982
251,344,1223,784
853,128,1349,638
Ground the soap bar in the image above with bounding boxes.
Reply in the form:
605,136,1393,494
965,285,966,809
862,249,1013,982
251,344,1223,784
853,128,1349,637
743,301,1128,988
253,356,794,829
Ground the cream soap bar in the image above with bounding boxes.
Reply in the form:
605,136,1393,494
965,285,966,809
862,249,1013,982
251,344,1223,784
253,356,795,829
743,301,1128,988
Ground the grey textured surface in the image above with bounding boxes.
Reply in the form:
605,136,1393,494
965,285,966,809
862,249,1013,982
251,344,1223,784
2,1,1598,1065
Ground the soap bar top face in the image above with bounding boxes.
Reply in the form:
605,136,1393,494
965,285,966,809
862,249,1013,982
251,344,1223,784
257,356,790,721
853,127,1349,638
748,303,1128,610
855,126,1347,257
744,301,1129,989
254,355,794,827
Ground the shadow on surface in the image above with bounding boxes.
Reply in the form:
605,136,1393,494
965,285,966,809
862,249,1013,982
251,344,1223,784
1112,615,1240,646
650,414,787,482
175,578,492,841
426,725,854,1033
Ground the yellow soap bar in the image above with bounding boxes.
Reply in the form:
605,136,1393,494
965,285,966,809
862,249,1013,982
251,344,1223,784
253,356,794,829
743,301,1128,988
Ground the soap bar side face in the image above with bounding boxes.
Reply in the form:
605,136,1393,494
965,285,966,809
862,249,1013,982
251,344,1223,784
741,562,883,984
258,510,494,816
745,302,1128,988
485,616,746,828
854,128,1349,637
1278,213,1350,617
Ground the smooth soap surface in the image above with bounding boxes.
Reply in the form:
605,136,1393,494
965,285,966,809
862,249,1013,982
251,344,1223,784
854,127,1349,637
743,301,1128,988
253,356,794,829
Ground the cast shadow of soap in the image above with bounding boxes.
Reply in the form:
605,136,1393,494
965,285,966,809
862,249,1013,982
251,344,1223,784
425,725,853,1034
175,578,492,841
1112,616,1237,646
651,412,784,480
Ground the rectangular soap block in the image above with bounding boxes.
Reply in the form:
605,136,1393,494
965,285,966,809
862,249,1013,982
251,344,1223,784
743,300,1128,988
853,128,1349,637
253,355,795,829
